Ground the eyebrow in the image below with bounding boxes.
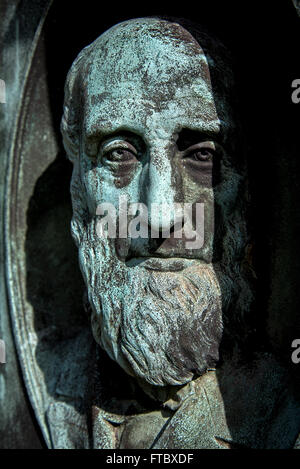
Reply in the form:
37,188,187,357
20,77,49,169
176,127,223,150
84,119,232,150
85,128,142,145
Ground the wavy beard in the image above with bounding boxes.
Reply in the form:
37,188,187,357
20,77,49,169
77,218,229,387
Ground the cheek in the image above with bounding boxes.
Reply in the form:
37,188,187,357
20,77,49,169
180,168,216,261
83,163,143,214
181,159,220,188
81,166,103,214
214,165,241,211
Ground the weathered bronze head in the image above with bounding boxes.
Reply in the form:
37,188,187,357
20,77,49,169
61,17,252,391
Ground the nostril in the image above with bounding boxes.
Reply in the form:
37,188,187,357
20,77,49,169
149,222,194,255
149,225,176,252
148,205,184,235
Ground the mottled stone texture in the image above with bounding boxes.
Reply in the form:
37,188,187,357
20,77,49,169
1,2,300,449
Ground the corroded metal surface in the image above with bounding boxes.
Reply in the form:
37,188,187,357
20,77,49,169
0,0,52,448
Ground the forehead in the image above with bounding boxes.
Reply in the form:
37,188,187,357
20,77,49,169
83,19,222,140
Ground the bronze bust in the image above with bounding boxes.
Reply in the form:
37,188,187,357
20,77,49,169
2,7,300,449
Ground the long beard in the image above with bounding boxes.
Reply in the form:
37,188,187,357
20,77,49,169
77,218,228,387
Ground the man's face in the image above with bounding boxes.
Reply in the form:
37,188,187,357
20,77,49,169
67,19,241,389
80,19,232,266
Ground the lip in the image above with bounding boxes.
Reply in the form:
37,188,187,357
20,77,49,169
125,256,199,272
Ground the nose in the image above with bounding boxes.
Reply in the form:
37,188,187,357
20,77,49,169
142,148,179,233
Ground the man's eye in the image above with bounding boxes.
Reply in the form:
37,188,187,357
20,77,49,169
189,148,214,161
183,142,217,165
104,148,136,162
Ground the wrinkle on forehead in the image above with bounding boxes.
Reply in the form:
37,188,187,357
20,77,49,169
82,18,221,139
84,94,220,142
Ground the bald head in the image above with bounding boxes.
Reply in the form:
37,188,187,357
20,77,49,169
61,18,235,163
